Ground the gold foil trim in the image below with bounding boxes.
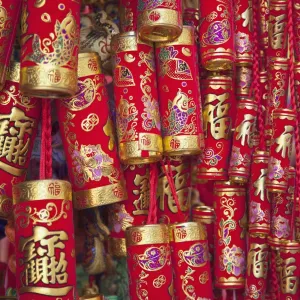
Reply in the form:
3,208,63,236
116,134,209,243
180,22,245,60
273,109,296,120
270,58,289,70
13,180,72,204
0,195,13,219
78,53,102,78
163,135,201,156
156,26,194,47
7,62,20,83
202,48,235,71
169,222,207,242
126,224,169,246
216,277,245,286
108,237,127,257
73,181,127,210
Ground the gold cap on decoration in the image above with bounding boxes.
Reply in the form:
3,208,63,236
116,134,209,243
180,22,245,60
169,221,207,242
78,52,102,78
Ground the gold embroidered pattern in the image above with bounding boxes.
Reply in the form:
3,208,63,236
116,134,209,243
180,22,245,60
81,113,99,132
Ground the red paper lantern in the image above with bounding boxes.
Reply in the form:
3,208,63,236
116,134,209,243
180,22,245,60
228,98,258,184
119,0,137,32
235,66,253,98
0,62,41,219
169,222,213,299
266,108,296,194
137,0,182,42
199,0,235,70
112,32,163,164
0,0,21,90
125,224,174,300
56,53,127,210
108,164,150,257
13,180,76,300
20,0,80,98
156,26,203,156
213,181,247,289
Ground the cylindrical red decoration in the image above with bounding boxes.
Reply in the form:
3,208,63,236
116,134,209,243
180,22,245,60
169,222,213,299
156,26,203,156
234,0,253,66
293,0,300,61
248,150,271,237
20,0,80,98
266,108,296,193
0,62,40,218
137,0,182,42
0,0,21,90
56,53,127,209
108,164,150,257
228,98,258,184
157,157,191,224
268,0,288,59
245,236,269,299
235,66,253,98
194,75,234,180
119,0,137,32
112,32,163,164
276,241,300,299
214,181,247,289
258,0,270,49
13,180,76,300
199,0,235,70
125,224,173,300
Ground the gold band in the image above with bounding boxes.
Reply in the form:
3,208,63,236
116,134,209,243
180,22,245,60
169,222,207,242
193,167,228,182
216,277,245,287
74,181,127,210
266,181,287,193
20,65,77,98
163,135,201,156
214,188,246,197
273,108,296,120
13,180,72,204
78,52,102,78
108,237,127,257
202,48,235,71
0,195,13,219
7,62,19,83
138,9,182,43
156,26,194,47
126,224,169,246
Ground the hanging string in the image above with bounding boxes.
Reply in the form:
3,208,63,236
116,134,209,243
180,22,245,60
146,163,158,224
271,251,279,298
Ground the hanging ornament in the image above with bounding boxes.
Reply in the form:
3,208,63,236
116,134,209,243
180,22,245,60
199,0,235,70
125,224,174,300
137,0,182,42
228,98,258,184
194,75,234,180
235,66,253,98
112,32,163,165
213,181,247,289
169,222,214,299
119,0,137,32
266,108,296,193
156,26,203,156
13,180,76,300
56,53,127,210
0,62,41,219
20,0,80,98
108,164,150,257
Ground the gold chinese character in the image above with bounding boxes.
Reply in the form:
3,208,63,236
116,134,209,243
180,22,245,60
236,114,257,147
253,168,268,201
247,243,268,279
133,173,150,216
269,14,287,50
275,125,294,158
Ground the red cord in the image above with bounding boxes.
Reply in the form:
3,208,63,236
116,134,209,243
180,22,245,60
271,251,279,298
146,163,158,224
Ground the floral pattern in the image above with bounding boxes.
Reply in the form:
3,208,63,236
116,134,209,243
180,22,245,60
229,146,251,167
220,245,246,276
202,142,223,166
272,215,290,239
249,202,270,224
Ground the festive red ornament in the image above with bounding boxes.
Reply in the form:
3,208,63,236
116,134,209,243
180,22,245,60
108,164,150,257
20,0,80,98
137,0,182,42
293,0,300,61
266,108,296,193
13,180,76,300
245,236,269,299
125,224,174,300
258,0,269,49
199,0,235,70
112,32,163,164
119,0,137,32
235,66,253,98
56,53,127,210
213,181,247,289
248,150,271,237
228,98,258,184
194,75,234,180
169,222,214,299
234,0,254,66
0,62,40,219
156,26,203,156
0,0,21,91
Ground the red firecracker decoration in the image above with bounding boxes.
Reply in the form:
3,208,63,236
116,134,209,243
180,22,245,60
108,164,150,257
258,0,269,49
214,181,247,289
112,32,163,165
169,222,214,299
56,53,127,210
125,224,174,300
20,0,80,98
235,66,253,98
13,180,76,300
0,62,41,219
199,0,235,70
137,0,182,42
156,26,203,156
119,0,137,32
